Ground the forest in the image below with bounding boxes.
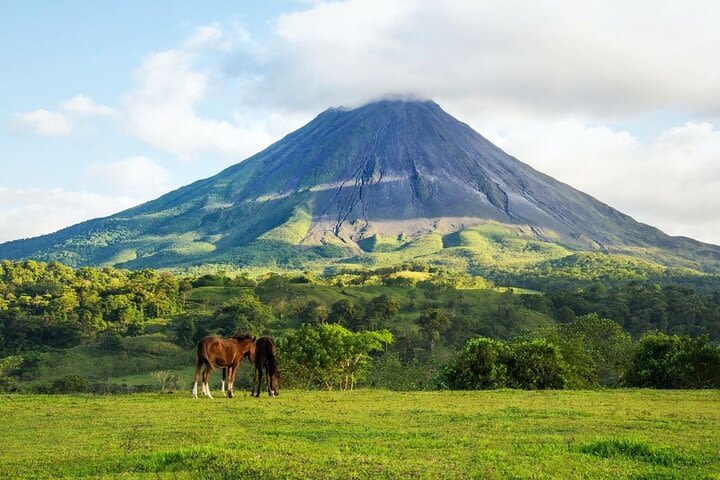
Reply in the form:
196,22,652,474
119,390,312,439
1,260,719,393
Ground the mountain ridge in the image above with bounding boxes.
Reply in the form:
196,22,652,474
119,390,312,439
2,99,719,274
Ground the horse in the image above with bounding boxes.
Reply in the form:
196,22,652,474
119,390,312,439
252,336,280,397
193,334,256,399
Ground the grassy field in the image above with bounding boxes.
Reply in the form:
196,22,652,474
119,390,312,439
1,390,718,479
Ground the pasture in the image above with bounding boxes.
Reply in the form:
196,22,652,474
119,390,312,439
1,390,718,479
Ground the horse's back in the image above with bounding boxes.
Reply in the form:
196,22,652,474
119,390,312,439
197,336,254,368
256,336,276,352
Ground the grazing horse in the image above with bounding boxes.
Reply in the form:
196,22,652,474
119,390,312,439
252,336,280,397
193,334,256,399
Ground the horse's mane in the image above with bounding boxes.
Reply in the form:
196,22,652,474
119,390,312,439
231,333,254,341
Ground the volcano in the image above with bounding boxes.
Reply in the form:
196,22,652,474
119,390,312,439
2,99,719,272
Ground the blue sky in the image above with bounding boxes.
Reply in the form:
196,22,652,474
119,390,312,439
1,1,298,190
2,1,720,244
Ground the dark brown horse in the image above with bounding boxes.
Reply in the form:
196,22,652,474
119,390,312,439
252,336,280,397
193,334,256,399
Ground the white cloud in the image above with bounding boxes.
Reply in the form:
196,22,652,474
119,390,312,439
184,24,227,50
84,156,171,197
482,117,720,244
12,94,115,136
241,0,720,115
7,5,720,244
60,94,115,117
0,188,140,243
122,27,302,159
11,109,74,136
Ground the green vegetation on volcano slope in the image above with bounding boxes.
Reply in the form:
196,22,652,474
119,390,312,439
303,223,719,291
4,216,720,288
0,390,718,479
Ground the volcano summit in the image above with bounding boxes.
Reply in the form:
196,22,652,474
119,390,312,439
2,99,719,273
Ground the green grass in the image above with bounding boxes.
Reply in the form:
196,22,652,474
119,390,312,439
0,390,718,479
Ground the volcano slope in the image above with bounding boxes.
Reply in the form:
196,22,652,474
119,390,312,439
2,99,719,278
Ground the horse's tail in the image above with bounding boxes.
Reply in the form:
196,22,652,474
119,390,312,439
196,338,217,371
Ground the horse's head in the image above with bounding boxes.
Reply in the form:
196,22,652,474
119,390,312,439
269,371,280,397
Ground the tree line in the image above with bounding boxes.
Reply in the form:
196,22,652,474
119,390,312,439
520,281,720,340
0,260,183,353
1,261,719,392
438,314,720,389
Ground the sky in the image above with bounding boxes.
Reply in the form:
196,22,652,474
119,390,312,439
2,0,720,245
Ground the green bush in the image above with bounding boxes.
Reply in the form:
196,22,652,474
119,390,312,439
508,339,567,389
626,332,720,388
173,316,197,348
98,331,124,352
438,338,511,389
49,374,89,393
438,337,567,390
368,352,438,390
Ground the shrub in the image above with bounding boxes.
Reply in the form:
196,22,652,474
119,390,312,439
508,339,567,389
368,352,438,391
125,320,145,337
152,370,180,393
438,337,567,390
438,338,511,389
626,332,720,388
49,374,89,393
98,331,124,352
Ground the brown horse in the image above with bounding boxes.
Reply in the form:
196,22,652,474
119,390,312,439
252,336,280,397
193,334,256,399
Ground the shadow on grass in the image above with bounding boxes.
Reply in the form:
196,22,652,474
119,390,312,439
578,438,702,468
66,445,288,479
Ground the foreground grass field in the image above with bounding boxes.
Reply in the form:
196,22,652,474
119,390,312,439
1,390,718,479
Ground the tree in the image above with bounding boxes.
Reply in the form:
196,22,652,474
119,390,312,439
534,314,632,387
174,316,197,348
296,300,330,325
278,324,393,390
627,332,720,388
556,306,575,324
438,337,512,390
559,314,632,386
363,294,400,329
508,339,567,389
213,293,273,336
415,308,450,351
329,299,357,326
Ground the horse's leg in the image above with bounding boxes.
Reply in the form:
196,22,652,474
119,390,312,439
192,358,202,399
253,367,262,397
201,365,208,397
226,366,235,398
266,367,273,397
221,368,227,397
202,365,214,399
